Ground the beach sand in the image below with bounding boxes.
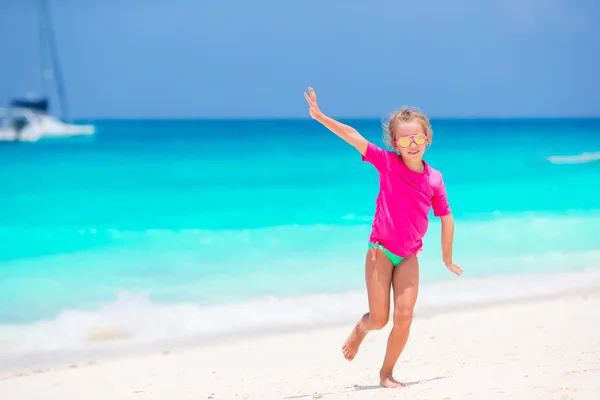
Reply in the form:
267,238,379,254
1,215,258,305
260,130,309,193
1,290,599,400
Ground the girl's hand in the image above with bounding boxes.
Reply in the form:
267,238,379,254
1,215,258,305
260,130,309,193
301,87,368,154
445,262,463,276
303,87,323,120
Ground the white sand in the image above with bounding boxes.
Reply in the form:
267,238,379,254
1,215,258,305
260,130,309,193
1,291,599,400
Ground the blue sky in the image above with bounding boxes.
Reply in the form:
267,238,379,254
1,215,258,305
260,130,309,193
1,0,598,119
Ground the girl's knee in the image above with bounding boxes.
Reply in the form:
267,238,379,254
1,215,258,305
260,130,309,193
369,314,389,330
392,307,413,327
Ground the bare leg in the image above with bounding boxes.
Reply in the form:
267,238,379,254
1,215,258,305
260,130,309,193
379,254,419,388
342,249,393,360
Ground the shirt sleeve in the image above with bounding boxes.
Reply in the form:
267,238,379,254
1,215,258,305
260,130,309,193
361,142,390,173
431,174,452,217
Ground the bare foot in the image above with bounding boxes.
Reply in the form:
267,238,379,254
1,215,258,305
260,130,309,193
379,373,405,388
341,322,367,360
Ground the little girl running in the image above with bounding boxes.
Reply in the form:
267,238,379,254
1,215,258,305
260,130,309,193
303,87,463,388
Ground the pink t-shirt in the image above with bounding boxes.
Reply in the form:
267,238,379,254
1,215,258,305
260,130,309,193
362,142,451,258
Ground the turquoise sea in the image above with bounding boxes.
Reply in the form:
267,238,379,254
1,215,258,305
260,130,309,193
1,118,599,367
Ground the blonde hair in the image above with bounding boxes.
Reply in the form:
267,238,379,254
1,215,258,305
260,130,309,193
382,107,433,148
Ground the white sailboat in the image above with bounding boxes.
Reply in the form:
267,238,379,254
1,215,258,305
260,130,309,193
0,0,95,142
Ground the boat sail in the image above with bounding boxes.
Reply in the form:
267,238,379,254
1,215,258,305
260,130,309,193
0,0,95,142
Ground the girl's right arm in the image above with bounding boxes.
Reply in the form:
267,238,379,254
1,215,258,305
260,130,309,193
304,87,368,156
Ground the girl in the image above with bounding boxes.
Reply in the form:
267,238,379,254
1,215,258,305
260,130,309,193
303,87,463,388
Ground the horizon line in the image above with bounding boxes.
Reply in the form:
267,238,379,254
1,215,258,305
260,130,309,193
73,115,600,122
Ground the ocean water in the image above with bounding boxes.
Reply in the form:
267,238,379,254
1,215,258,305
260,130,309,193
1,118,599,367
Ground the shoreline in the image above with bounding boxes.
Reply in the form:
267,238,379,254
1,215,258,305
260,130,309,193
2,271,600,378
1,285,599,399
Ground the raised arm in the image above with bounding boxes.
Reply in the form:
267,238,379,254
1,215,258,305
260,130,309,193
304,87,368,155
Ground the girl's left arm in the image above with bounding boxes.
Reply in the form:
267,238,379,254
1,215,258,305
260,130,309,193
440,213,463,276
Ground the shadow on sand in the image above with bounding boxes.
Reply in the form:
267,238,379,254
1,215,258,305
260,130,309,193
283,375,450,399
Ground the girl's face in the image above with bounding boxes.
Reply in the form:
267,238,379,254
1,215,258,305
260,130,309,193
392,122,429,161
